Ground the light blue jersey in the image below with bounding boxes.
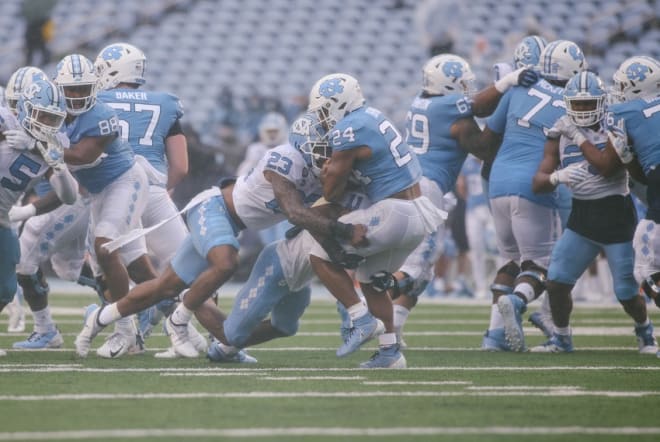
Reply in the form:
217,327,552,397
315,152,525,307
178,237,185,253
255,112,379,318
329,106,421,201
607,96,660,221
66,101,134,193
487,80,567,208
98,89,183,177
406,94,473,194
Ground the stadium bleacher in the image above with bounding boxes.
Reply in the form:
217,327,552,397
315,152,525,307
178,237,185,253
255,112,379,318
1,0,658,136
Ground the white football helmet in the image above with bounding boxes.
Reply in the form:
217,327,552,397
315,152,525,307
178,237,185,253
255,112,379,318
308,73,365,131
5,66,47,115
95,42,146,90
539,40,587,82
258,112,288,147
422,54,475,96
53,54,99,115
612,56,660,102
564,71,607,127
513,35,547,69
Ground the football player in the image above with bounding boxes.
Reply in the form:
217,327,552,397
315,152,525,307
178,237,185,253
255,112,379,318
530,71,656,353
94,43,196,347
472,40,587,352
0,79,78,355
561,56,660,355
55,54,156,358
307,73,446,368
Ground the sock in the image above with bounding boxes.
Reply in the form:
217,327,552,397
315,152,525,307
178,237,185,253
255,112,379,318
555,326,571,336
393,304,410,334
115,316,134,335
32,306,55,334
635,318,650,329
347,302,368,321
378,332,397,347
98,303,122,326
488,304,504,330
170,303,193,325
514,282,535,303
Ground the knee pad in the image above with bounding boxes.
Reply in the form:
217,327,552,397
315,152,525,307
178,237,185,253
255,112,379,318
515,260,547,296
370,271,397,293
391,272,427,299
641,272,660,308
17,270,49,298
491,261,520,295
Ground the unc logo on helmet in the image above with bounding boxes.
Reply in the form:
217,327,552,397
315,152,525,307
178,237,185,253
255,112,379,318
442,61,464,79
568,45,584,62
626,62,650,81
101,45,124,61
319,78,344,98
22,82,42,100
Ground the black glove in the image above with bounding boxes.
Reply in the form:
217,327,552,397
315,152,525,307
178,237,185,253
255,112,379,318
518,68,539,87
321,238,364,269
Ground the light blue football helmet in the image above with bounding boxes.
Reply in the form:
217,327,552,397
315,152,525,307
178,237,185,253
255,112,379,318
513,35,547,69
289,112,329,176
17,79,66,142
564,71,606,127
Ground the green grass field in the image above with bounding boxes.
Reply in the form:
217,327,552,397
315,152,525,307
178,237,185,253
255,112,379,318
1,285,659,442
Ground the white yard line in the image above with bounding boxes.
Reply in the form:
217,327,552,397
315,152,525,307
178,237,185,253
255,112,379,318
0,390,659,401
2,426,660,440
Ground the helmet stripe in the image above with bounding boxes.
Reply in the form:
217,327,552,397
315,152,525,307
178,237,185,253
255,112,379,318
71,55,82,78
14,67,27,94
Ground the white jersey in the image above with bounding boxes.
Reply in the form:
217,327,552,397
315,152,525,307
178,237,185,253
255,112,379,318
233,143,323,230
558,127,629,200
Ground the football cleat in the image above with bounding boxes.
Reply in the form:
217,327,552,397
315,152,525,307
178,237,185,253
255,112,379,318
13,329,63,349
207,340,257,363
164,317,199,358
336,313,382,358
497,294,527,352
528,311,555,338
530,333,574,353
0,349,6,357
635,323,658,355
74,304,105,357
359,344,407,369
481,328,512,351
96,331,138,359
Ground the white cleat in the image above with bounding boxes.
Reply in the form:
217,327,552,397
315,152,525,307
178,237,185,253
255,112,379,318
154,347,178,359
96,332,137,359
74,304,105,358
164,317,199,358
